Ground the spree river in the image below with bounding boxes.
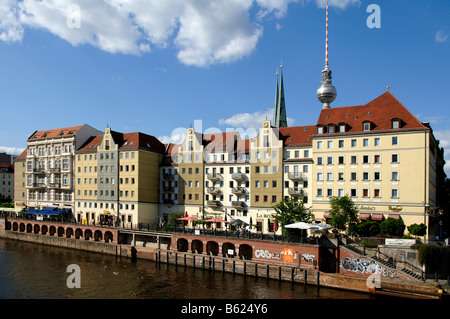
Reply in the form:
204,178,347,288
0,238,370,299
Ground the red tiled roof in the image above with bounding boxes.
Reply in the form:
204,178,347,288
279,125,316,147
236,138,254,154
0,163,14,173
15,149,27,160
203,132,239,152
77,135,103,152
28,125,83,141
316,91,426,134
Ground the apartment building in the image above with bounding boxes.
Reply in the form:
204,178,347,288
13,150,27,209
311,91,446,236
24,124,101,210
74,127,165,226
0,163,14,201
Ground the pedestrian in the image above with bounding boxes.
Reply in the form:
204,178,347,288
376,247,380,258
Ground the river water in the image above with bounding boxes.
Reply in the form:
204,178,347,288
0,238,370,300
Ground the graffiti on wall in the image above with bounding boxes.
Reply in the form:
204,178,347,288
301,253,316,264
340,257,397,278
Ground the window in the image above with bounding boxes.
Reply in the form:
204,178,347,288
327,172,333,181
317,189,323,197
363,138,369,147
272,195,277,203
351,139,357,147
317,141,323,149
362,189,369,197
338,172,344,181
363,155,369,164
328,126,334,133
391,171,399,181
392,154,399,163
392,120,400,129
338,156,345,165
363,122,371,131
338,140,344,148
317,173,323,181
374,189,381,197
350,172,357,181
317,157,323,165
327,189,333,197
363,172,369,181
338,189,344,197
374,138,380,146
391,189,399,198
255,195,260,202
304,150,309,158
255,181,260,188
339,125,346,133
350,189,357,197
264,181,268,188
327,156,333,165
285,151,290,159
272,180,277,188
295,150,300,158
264,195,268,202
263,135,269,147
392,136,398,145
327,141,333,149
318,127,324,134
374,172,381,181
350,156,357,164
374,155,381,164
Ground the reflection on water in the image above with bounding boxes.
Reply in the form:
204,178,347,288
0,239,370,299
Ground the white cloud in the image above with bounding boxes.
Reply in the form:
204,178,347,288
435,30,448,43
219,108,295,130
0,0,360,67
0,146,25,155
314,0,361,9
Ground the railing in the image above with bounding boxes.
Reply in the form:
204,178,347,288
288,172,306,180
207,187,222,195
231,201,246,208
206,200,221,207
231,187,246,195
231,173,246,181
288,187,304,196
207,173,223,181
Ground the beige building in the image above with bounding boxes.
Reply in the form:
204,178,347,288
74,127,165,226
13,150,27,209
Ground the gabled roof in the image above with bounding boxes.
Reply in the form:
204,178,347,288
77,135,104,152
316,91,427,134
279,125,316,147
15,149,27,161
28,125,83,141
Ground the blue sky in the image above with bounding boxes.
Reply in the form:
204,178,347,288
0,0,449,173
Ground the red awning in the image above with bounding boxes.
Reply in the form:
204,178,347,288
323,212,332,219
359,213,371,220
388,214,401,220
371,214,384,221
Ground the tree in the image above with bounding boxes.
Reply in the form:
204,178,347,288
380,218,405,237
273,197,314,235
353,220,381,237
407,223,427,237
328,195,358,232
414,244,444,273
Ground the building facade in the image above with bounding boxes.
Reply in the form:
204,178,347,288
13,150,27,209
24,124,101,211
74,127,165,226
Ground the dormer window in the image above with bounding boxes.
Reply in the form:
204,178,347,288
317,125,326,134
327,125,335,133
363,122,371,131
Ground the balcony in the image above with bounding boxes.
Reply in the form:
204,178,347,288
32,168,46,174
231,201,246,208
48,183,61,189
162,187,175,193
207,200,221,208
288,172,306,181
207,187,222,195
231,187,246,195
48,167,61,174
288,187,304,196
162,199,175,205
207,173,223,181
31,183,46,189
162,173,175,181
231,172,246,181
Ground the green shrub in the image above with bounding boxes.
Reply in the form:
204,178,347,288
407,223,427,237
380,218,405,237
414,244,444,273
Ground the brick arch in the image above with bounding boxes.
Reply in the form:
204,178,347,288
177,238,188,252
33,224,40,234
66,228,74,238
191,239,203,254
206,241,219,256
104,231,113,243
222,242,235,258
75,228,83,239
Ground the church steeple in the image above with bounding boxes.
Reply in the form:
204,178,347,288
273,62,288,128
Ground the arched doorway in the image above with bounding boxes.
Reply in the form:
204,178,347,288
206,241,219,256
41,225,48,235
177,238,188,252
49,226,56,236
239,244,253,260
33,224,40,234
84,229,92,240
19,223,25,232
222,242,236,258
57,227,65,237
104,231,113,243
12,222,18,231
66,228,74,238
191,240,203,254
75,228,83,239
26,224,32,233
94,230,103,241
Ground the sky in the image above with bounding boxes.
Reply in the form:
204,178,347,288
0,0,449,174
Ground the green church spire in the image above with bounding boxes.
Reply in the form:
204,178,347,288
273,62,288,128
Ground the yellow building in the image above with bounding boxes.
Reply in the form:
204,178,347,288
75,127,164,226
13,150,27,210
311,91,445,239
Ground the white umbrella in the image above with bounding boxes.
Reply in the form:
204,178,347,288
315,223,332,230
285,222,320,230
